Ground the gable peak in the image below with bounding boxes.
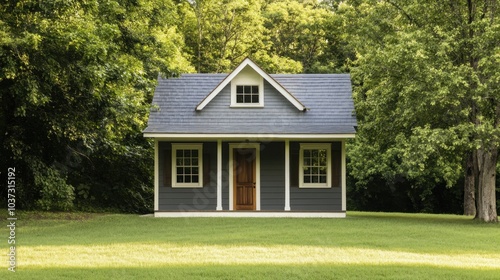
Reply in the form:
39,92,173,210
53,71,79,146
195,58,306,111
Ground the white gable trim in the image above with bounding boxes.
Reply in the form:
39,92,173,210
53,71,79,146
195,58,307,111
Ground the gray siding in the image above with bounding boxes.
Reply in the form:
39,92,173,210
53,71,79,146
157,141,342,212
290,188,342,211
158,142,218,211
289,142,343,211
260,142,286,210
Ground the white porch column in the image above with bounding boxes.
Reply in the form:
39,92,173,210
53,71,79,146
341,140,347,212
216,140,223,210
285,140,291,211
154,139,159,212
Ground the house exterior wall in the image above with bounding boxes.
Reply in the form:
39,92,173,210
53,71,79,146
157,141,343,212
158,142,218,210
260,142,286,210
290,142,342,211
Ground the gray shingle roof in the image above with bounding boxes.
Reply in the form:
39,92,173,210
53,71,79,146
144,73,357,135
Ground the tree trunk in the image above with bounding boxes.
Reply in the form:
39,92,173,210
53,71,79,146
464,151,476,216
475,147,498,222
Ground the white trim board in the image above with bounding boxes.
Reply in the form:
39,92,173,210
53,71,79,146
144,133,356,140
341,140,347,212
216,140,223,211
154,140,159,211
154,212,346,218
284,140,290,211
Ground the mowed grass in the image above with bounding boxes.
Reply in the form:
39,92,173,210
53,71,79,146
2,212,500,279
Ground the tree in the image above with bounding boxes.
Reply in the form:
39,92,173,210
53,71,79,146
262,0,327,72
343,0,499,222
178,0,266,73
0,0,192,212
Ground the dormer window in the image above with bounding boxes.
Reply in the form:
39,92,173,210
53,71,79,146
230,65,264,108
236,85,260,104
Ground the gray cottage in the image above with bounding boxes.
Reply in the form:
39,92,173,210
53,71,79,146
144,58,357,217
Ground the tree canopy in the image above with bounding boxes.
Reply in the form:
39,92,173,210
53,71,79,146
0,0,192,212
344,0,499,222
1,0,498,221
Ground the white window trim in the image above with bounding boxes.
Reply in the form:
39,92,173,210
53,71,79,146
230,79,264,108
171,143,203,188
299,143,332,188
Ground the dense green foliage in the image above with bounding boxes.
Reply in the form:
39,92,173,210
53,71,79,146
343,0,499,221
1,0,498,218
3,212,499,278
0,0,192,212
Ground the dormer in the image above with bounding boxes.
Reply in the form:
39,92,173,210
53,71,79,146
196,58,307,111
230,66,264,107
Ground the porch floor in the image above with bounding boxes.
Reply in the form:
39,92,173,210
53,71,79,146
153,211,346,218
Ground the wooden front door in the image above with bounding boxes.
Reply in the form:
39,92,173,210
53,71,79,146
234,148,256,210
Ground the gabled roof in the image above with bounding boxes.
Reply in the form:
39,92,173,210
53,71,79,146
196,58,307,111
144,71,357,137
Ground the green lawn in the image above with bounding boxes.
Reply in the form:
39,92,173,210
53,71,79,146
2,212,500,279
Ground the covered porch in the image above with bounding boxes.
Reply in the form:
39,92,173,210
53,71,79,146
149,134,351,218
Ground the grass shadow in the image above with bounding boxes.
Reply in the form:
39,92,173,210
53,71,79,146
4,264,500,280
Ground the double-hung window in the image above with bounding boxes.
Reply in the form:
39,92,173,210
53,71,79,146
172,144,203,188
299,143,331,188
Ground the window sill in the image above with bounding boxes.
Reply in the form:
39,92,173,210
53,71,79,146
172,185,203,188
299,185,332,189
230,104,264,108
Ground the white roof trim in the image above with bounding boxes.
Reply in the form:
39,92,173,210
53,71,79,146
143,133,356,140
195,58,307,111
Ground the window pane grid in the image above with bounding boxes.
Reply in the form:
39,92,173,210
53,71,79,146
236,85,259,104
176,149,200,184
303,149,327,185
